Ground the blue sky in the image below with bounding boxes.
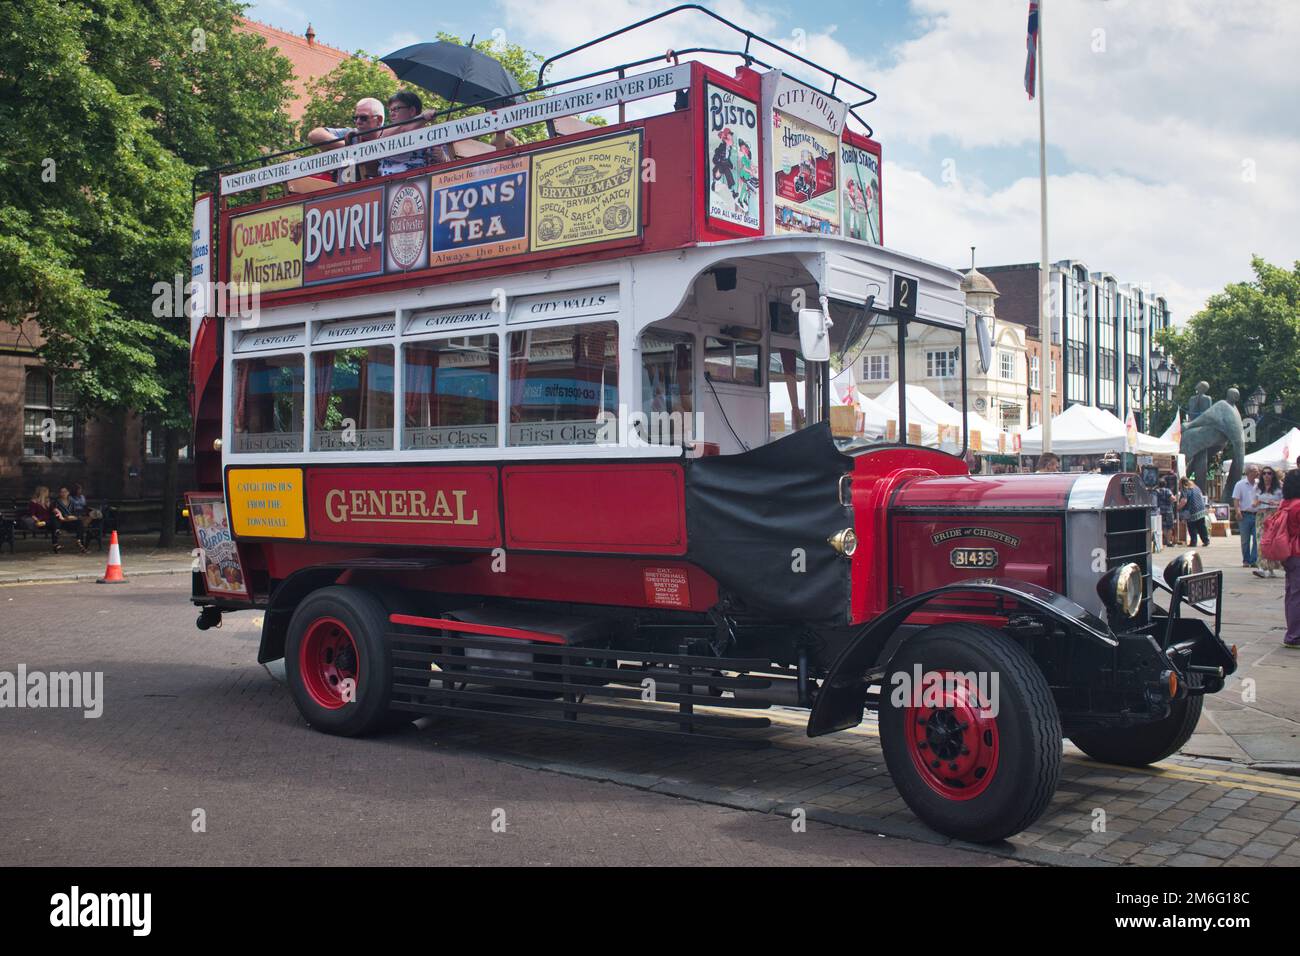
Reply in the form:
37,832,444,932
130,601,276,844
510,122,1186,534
245,0,1300,321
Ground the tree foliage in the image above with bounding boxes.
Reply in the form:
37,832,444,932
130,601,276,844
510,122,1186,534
0,0,295,430
1158,255,1300,435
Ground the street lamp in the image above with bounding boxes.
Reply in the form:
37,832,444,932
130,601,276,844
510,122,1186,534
1125,362,1143,430
1275,398,1285,415
1242,385,1263,418
1167,361,1181,391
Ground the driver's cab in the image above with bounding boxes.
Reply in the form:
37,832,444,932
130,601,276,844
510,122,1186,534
631,238,970,458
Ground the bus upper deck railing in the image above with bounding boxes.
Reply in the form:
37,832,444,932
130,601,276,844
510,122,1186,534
195,3,878,204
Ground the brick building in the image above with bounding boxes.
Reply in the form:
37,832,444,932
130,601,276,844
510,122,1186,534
0,22,361,507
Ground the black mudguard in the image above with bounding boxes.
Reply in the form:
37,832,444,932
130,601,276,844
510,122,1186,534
807,578,1116,736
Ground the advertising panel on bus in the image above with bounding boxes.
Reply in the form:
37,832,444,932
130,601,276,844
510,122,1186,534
530,131,642,252
186,492,249,599
704,82,761,232
840,139,881,245
227,204,304,292
772,110,839,235
430,155,529,267
385,177,430,273
303,186,385,285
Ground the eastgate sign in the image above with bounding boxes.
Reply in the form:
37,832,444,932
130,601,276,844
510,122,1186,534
220,65,692,195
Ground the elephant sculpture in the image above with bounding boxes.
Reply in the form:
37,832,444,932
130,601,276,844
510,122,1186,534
1179,386,1245,496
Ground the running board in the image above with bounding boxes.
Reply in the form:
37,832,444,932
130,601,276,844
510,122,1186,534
387,618,777,749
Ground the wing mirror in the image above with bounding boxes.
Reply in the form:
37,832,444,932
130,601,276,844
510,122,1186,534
798,300,832,362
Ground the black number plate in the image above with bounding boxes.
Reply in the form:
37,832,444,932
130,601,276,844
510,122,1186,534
1184,574,1219,605
951,547,998,569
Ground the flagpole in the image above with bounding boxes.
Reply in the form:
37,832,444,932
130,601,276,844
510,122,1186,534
1038,0,1053,457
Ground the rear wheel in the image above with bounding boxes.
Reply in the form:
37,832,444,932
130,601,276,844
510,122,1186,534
1069,694,1203,767
879,623,1061,843
285,586,401,736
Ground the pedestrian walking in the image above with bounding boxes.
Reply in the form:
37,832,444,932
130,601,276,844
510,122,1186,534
1232,464,1261,566
1254,467,1283,577
1178,477,1210,546
1263,470,1300,647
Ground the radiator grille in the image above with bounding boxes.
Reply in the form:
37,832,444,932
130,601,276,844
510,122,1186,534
1105,507,1153,627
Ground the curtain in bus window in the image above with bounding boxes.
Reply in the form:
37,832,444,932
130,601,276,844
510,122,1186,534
313,353,333,427
233,359,250,434
404,347,439,426
572,325,609,421
509,333,529,424
780,347,803,430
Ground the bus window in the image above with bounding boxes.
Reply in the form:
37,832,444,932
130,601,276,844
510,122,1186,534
232,355,304,453
507,320,618,446
769,347,807,437
403,335,500,449
704,337,761,386
639,330,694,445
310,346,394,451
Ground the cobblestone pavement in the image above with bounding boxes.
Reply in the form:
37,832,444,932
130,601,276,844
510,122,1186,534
3,533,1298,867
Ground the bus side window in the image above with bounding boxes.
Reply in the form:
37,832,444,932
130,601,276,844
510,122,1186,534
639,330,694,445
507,320,618,447
310,346,394,451
403,335,500,449
232,355,304,453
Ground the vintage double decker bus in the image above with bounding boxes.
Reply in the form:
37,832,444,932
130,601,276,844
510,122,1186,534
186,7,1234,842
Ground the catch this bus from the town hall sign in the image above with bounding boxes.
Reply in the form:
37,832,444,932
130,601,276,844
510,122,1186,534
185,9,1233,849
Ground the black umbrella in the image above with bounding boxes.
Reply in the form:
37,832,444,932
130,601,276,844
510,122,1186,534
381,40,521,109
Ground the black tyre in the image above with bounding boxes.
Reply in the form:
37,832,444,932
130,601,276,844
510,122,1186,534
1069,694,1203,767
284,585,400,737
879,623,1062,843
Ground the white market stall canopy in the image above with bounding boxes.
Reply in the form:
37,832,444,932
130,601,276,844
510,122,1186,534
1019,403,1179,455
1244,427,1300,472
875,382,999,441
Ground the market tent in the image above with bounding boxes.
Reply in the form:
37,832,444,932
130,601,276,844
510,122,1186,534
769,368,891,437
1019,403,1179,455
1244,427,1300,472
874,382,999,439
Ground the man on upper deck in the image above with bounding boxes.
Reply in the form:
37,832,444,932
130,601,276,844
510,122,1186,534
306,97,387,181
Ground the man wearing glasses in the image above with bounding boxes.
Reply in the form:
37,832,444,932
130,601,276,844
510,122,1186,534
378,91,450,176
307,97,387,182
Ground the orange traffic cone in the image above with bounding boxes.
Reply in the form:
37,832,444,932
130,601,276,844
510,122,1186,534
97,530,127,584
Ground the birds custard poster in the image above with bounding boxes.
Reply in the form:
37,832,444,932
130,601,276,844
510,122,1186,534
705,82,761,231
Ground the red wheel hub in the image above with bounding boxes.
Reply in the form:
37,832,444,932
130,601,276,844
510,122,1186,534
902,671,999,800
299,616,359,710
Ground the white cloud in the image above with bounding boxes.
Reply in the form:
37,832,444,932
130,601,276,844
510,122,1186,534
493,0,1299,320
383,31,423,53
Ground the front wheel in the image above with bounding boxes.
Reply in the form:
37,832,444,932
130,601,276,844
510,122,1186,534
879,623,1062,843
1068,694,1203,767
284,585,400,737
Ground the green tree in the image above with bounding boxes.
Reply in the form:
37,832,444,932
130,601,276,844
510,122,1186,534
1158,255,1300,445
300,52,401,134
0,0,296,543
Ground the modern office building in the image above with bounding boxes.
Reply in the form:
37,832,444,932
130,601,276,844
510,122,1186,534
979,261,1173,430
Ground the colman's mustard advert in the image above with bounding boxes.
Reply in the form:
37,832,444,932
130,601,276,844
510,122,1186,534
228,204,305,293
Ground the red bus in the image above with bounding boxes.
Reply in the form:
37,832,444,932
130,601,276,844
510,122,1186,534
186,7,1234,842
